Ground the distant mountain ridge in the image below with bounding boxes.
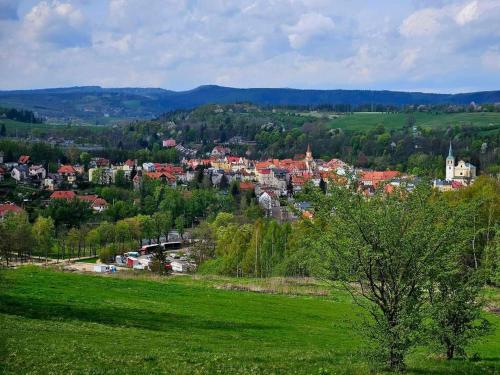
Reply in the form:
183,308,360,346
0,85,499,122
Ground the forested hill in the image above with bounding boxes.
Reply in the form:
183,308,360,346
1,85,500,122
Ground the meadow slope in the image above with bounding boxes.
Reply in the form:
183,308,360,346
0,267,498,374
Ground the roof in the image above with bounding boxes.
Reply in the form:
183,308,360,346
0,203,23,217
239,181,255,190
125,159,136,167
57,165,76,174
18,155,30,164
163,139,177,147
78,195,108,207
50,190,77,200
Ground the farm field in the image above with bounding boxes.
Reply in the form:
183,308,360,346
326,111,500,131
0,267,499,374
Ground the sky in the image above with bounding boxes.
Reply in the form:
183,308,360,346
0,0,499,93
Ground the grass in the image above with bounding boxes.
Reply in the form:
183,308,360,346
0,267,498,374
326,112,500,131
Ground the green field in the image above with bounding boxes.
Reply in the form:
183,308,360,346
326,112,500,131
0,267,499,374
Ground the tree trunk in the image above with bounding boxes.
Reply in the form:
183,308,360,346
447,345,455,360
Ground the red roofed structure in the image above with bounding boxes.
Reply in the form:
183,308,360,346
78,195,108,211
0,203,24,220
57,165,76,174
18,155,30,164
162,139,177,148
239,181,255,191
361,170,400,188
50,190,76,200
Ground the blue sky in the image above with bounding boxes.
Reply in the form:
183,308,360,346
0,0,499,92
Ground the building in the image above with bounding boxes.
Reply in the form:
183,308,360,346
0,203,24,221
50,190,77,200
57,165,77,183
163,139,177,148
445,142,476,183
11,165,28,182
305,144,316,172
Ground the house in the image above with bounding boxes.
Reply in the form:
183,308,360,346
0,203,24,220
258,191,279,215
162,138,177,148
57,165,77,183
28,165,46,180
18,155,30,164
50,190,77,200
360,170,400,188
77,195,108,212
11,165,28,182
211,145,231,157
239,181,255,192
91,158,110,168
142,162,156,172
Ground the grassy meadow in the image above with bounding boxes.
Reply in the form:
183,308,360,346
326,111,500,131
0,267,499,374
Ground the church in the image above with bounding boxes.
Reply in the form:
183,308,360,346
446,142,476,183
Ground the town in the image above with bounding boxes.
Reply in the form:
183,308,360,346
1,1,499,373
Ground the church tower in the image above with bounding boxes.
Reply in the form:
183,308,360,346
446,141,455,181
305,144,314,172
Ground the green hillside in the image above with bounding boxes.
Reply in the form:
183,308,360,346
1,267,498,374
327,112,500,131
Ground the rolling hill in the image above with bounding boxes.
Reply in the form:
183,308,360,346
0,85,499,122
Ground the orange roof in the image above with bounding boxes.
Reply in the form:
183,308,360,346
0,203,23,217
77,194,98,203
302,210,313,219
239,181,255,190
146,172,176,181
255,161,273,170
50,191,76,200
57,165,76,174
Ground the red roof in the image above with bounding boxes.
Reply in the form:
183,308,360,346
361,170,400,187
163,139,177,147
57,165,76,174
18,155,30,164
0,203,23,217
239,181,255,191
125,159,136,167
50,191,76,200
146,172,176,182
95,158,110,167
258,169,271,175
78,195,107,208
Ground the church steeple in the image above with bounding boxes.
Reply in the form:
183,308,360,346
448,141,453,158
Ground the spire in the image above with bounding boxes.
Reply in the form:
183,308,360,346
448,141,453,158
307,144,311,153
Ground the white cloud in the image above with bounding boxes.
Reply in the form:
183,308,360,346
284,12,335,49
455,1,480,25
0,0,499,91
23,1,90,47
400,8,444,37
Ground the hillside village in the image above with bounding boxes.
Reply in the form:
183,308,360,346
0,138,477,224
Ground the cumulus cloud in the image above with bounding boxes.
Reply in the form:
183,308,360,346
284,12,335,49
23,1,90,48
0,0,499,91
400,8,445,37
